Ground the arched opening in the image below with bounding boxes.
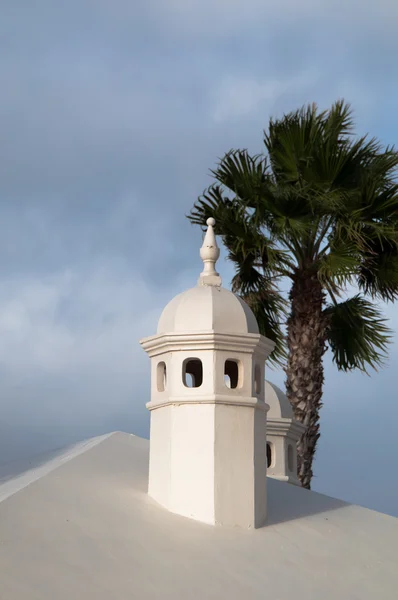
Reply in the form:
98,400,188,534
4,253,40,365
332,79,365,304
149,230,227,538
224,359,241,389
183,358,203,388
156,361,167,392
254,364,262,395
266,442,273,468
287,444,294,472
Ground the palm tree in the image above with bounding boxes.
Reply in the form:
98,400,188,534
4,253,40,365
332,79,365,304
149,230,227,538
188,100,398,489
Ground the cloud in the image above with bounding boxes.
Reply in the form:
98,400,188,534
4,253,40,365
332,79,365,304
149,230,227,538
0,260,175,465
145,0,398,38
211,71,318,122
0,268,149,372
0,266,147,414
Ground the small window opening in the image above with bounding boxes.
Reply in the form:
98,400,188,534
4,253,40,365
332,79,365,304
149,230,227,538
224,360,240,389
157,361,167,392
267,442,273,468
254,364,262,395
183,359,203,388
287,444,294,472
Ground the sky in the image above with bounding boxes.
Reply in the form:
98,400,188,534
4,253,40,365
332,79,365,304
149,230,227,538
0,1,398,516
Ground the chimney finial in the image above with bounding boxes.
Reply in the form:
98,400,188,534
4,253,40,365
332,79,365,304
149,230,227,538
198,217,222,287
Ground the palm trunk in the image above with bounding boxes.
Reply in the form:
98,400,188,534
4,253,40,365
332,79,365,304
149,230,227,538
285,270,328,489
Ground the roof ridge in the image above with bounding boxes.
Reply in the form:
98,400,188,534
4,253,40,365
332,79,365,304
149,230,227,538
0,431,117,504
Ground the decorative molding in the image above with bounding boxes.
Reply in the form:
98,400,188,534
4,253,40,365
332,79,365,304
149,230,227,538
140,331,275,358
267,474,301,486
267,418,306,438
146,395,270,413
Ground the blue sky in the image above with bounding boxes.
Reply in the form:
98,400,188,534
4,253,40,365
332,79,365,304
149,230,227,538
0,1,397,515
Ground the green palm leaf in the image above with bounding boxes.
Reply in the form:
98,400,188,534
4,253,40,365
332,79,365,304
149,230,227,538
324,296,392,372
358,237,398,302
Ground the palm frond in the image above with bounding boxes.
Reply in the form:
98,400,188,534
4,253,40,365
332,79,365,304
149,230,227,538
322,99,354,141
209,150,269,204
239,288,288,368
324,295,392,372
317,241,360,289
188,184,229,228
357,237,398,302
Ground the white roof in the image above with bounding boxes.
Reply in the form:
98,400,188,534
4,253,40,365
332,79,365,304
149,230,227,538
1,431,397,600
265,380,294,419
157,285,259,334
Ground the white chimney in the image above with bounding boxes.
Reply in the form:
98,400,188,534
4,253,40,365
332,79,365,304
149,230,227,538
140,218,274,528
265,381,305,486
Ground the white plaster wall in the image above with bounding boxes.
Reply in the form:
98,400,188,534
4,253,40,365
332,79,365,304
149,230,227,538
267,434,301,486
214,404,267,528
267,435,286,479
148,406,172,507
170,403,215,525
169,350,214,397
149,400,268,528
252,352,266,399
253,407,268,526
286,438,295,476
150,355,170,402
214,350,253,398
